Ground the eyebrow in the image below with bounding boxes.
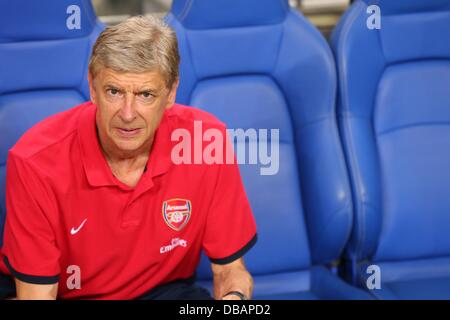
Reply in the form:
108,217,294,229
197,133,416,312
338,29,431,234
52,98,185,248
103,84,124,91
103,84,159,94
134,88,159,95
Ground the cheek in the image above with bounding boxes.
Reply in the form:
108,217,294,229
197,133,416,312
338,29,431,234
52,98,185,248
138,107,164,131
97,104,117,132
96,108,108,133
98,95,121,117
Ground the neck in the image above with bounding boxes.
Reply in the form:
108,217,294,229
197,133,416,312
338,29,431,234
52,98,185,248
105,150,150,171
104,139,153,163
101,140,153,188
97,129,154,176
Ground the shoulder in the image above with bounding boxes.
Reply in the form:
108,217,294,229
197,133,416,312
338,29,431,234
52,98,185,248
166,104,227,131
9,102,90,160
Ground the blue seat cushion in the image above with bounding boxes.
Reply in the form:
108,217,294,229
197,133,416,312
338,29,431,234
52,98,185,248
358,257,450,299
197,266,372,300
379,277,450,300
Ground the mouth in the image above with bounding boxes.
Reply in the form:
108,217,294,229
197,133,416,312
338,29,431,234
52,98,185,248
115,127,142,138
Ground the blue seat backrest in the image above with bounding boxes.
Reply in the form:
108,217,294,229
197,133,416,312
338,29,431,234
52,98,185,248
0,0,104,246
332,0,450,264
168,0,353,279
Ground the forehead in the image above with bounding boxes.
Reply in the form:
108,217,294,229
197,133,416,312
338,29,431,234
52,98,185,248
95,68,166,89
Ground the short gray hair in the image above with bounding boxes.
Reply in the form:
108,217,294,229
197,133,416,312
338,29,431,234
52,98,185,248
89,15,180,88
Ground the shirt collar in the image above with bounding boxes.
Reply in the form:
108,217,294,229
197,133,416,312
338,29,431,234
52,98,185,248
77,101,173,189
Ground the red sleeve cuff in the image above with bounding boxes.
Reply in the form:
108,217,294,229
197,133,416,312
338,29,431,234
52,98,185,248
3,256,59,285
209,233,257,265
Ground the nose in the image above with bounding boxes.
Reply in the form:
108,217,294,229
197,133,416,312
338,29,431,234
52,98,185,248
119,94,137,123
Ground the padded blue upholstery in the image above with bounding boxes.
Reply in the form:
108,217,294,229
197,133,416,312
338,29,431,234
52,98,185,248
357,257,450,299
168,0,370,299
0,0,104,247
332,0,450,299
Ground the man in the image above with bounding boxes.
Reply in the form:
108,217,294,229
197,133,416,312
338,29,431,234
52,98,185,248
0,16,257,300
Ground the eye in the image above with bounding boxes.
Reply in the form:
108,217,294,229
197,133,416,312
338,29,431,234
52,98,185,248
141,91,152,98
108,88,119,95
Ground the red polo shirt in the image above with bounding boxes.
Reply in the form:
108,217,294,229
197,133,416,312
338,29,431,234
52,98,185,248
0,101,257,299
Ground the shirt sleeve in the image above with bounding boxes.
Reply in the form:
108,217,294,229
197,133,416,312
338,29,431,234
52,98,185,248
202,129,257,265
2,152,60,284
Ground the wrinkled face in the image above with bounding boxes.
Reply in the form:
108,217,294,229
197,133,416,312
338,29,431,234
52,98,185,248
89,68,178,157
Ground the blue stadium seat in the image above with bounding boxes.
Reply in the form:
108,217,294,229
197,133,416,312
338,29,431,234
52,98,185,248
332,0,450,299
167,0,370,299
0,0,104,247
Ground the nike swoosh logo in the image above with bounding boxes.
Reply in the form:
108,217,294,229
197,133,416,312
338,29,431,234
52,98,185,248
70,218,88,235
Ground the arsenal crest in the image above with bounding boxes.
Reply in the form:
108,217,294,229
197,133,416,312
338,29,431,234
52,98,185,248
162,199,192,231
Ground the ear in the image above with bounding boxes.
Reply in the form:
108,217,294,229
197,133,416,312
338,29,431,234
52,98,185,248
88,71,98,105
165,78,180,109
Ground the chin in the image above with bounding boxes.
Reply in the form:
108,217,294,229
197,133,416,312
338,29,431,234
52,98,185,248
113,139,144,153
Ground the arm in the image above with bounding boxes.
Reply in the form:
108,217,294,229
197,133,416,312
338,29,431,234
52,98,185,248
15,279,58,300
211,258,253,300
3,153,61,300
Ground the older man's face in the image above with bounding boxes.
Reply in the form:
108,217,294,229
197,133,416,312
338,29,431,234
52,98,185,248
89,68,177,157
